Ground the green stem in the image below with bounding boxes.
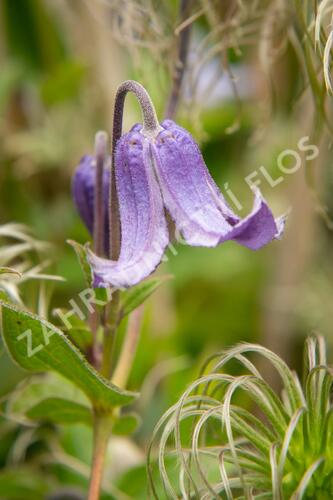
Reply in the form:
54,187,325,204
100,290,120,379
88,413,113,500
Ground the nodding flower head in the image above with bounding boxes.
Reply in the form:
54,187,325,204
86,119,285,289
72,81,285,290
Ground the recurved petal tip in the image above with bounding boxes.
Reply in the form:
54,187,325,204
152,120,284,252
224,188,285,250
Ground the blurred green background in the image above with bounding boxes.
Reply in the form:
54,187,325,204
1,1,333,498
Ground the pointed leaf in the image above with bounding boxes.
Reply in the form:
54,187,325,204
0,337,26,397
7,372,89,418
120,276,171,319
53,308,93,351
113,413,141,436
67,239,92,286
0,302,137,410
26,397,92,425
66,327,93,352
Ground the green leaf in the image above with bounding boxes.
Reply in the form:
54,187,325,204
7,373,89,420
0,302,138,411
120,276,171,318
0,468,49,500
26,397,92,425
113,413,141,436
0,337,26,397
66,242,112,305
52,308,93,351
25,399,141,432
66,326,93,352
67,239,92,287
117,457,178,500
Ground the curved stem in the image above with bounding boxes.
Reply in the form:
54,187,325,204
103,80,160,376
103,80,159,376
113,80,161,144
88,413,113,500
109,80,161,261
89,81,160,499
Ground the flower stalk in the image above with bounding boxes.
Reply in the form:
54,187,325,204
99,80,163,379
109,80,161,261
88,80,161,499
88,413,113,500
112,80,161,143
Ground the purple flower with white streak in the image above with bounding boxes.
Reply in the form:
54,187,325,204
83,119,284,289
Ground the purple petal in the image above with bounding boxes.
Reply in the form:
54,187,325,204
72,155,110,255
219,188,284,250
151,127,231,246
88,130,169,288
162,120,239,225
152,120,283,250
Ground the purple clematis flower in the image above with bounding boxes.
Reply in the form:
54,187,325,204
72,155,111,256
84,119,285,289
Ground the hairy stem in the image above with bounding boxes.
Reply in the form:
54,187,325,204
88,413,112,500
165,0,193,120
101,81,160,376
109,80,161,260
113,80,161,141
112,307,144,388
90,81,160,497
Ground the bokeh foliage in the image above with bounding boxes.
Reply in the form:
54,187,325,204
1,1,333,498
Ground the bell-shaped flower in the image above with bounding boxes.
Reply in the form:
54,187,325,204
88,128,169,288
86,119,285,289
72,155,111,256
